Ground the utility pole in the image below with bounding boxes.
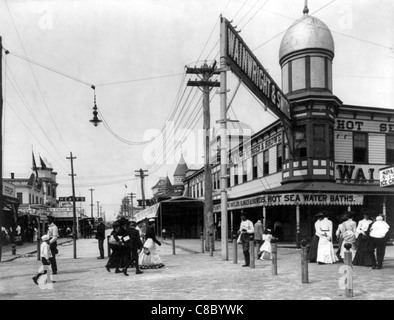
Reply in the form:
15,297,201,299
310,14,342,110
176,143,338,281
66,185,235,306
66,152,77,259
128,192,135,219
135,169,148,209
97,201,100,218
186,61,220,251
89,188,94,218
0,36,4,261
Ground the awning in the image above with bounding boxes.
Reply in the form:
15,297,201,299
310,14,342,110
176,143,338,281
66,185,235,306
134,203,161,223
212,181,384,212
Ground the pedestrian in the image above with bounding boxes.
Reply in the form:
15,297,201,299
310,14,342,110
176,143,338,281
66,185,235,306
258,228,273,260
368,215,390,269
335,214,346,262
161,228,167,240
123,220,144,276
254,216,264,259
105,222,122,273
339,212,357,260
307,212,324,263
139,218,164,269
32,235,55,285
96,217,106,259
316,212,338,264
237,212,254,267
47,215,59,275
353,210,373,266
273,221,283,242
1,226,10,245
66,226,72,238
117,218,130,271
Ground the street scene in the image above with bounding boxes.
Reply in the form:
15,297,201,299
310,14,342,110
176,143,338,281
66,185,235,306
1,0,394,303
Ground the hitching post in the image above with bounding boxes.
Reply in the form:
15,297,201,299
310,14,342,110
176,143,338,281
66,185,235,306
172,233,176,255
301,239,309,284
200,232,204,253
209,232,214,257
344,243,353,297
271,238,278,275
249,234,255,269
107,235,111,258
233,233,238,264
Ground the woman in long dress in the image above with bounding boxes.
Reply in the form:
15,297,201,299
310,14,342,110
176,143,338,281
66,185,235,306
340,212,357,259
105,222,122,273
307,212,324,262
259,229,273,260
317,212,338,264
139,219,165,269
353,211,373,266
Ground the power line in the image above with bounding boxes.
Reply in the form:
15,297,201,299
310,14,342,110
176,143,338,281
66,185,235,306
95,73,184,87
237,0,259,26
239,0,270,30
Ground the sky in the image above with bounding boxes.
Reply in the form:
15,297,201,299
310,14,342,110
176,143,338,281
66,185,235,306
0,0,393,221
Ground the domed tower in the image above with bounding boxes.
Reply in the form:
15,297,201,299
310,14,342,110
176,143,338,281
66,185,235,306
279,2,342,183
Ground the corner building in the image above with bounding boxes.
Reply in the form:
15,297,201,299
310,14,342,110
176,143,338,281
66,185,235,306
184,9,394,243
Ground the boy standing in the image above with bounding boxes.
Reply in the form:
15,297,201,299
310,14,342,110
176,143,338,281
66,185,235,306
32,235,55,284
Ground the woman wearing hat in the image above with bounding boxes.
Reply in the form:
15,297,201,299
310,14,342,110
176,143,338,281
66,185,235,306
105,221,122,273
139,218,164,269
353,210,373,266
307,212,324,263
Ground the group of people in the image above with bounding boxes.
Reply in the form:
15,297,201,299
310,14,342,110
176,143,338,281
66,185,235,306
104,217,164,276
308,210,391,269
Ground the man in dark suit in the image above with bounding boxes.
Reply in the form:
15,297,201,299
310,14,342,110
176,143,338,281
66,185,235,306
96,218,106,259
122,220,143,276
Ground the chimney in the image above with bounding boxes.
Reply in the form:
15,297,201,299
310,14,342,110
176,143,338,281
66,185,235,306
11,172,15,179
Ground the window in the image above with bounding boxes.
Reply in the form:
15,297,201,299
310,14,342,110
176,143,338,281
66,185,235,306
252,155,258,179
227,168,231,187
329,126,334,158
213,173,217,190
200,181,203,197
36,196,39,204
295,125,307,158
263,150,269,176
216,137,221,164
353,133,368,163
217,172,220,190
196,183,200,198
313,125,326,157
29,194,32,204
277,144,283,171
387,135,394,164
242,161,247,183
17,192,23,203
234,165,239,185
193,185,196,198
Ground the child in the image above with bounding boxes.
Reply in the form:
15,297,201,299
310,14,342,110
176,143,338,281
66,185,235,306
32,235,55,284
259,229,273,260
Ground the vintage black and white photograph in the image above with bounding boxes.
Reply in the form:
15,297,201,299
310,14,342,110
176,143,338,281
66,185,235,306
0,0,393,304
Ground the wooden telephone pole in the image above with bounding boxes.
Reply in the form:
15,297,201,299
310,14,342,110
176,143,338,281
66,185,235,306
89,188,94,218
186,61,220,251
0,36,4,262
128,192,135,218
66,152,77,259
135,169,148,209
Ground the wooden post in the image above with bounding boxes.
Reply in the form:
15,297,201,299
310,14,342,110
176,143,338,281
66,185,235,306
296,205,300,248
11,243,16,255
262,206,266,231
201,232,204,253
301,239,309,284
230,211,233,243
107,235,111,258
344,243,353,298
209,232,214,257
233,233,238,264
172,233,175,255
271,238,278,275
249,234,255,269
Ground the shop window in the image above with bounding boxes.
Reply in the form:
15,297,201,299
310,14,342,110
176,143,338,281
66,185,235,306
353,133,368,163
277,144,283,171
17,192,23,203
252,155,258,179
387,135,394,164
295,125,307,158
234,165,239,186
263,150,269,175
313,125,326,157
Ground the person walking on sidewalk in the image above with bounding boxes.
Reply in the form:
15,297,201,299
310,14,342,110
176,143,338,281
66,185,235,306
32,235,55,285
369,215,390,270
259,229,273,261
139,219,164,269
123,221,143,276
254,216,264,259
47,215,59,275
96,218,106,259
105,222,122,273
238,212,254,267
307,212,324,263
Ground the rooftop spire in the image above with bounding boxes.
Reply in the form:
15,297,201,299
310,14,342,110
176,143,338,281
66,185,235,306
303,0,309,15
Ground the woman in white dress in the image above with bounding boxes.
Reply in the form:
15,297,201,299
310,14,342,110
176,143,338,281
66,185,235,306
317,212,338,264
139,219,164,269
259,229,273,260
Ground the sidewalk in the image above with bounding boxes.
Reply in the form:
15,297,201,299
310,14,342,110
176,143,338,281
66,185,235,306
0,237,393,300
0,238,74,262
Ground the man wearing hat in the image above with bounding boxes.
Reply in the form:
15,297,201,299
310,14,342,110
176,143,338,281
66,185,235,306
238,212,254,267
122,220,143,276
32,234,55,285
96,217,106,259
47,215,59,275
